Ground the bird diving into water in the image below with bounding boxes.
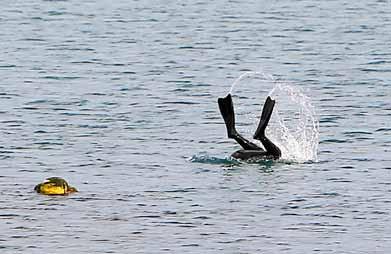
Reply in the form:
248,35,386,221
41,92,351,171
218,94,281,160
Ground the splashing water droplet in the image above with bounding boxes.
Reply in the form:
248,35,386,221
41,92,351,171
268,82,319,163
227,72,319,163
229,71,272,94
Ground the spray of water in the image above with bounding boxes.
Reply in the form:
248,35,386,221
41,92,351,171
228,71,319,163
229,71,274,94
267,82,319,162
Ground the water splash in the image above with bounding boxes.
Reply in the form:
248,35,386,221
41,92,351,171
189,152,277,167
268,82,319,163
229,71,274,94
189,153,240,165
227,72,319,163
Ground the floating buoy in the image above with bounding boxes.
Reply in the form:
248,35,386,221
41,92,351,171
34,177,78,195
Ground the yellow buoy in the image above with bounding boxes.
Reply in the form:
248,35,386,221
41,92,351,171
34,177,78,195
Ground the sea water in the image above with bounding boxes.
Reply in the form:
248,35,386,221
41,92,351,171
1,0,390,253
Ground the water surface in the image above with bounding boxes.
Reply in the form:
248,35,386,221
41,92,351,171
1,0,390,253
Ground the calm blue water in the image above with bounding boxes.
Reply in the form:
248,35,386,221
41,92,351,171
1,0,390,253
